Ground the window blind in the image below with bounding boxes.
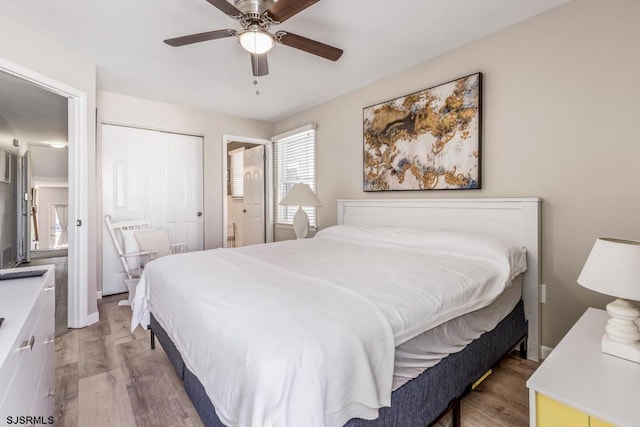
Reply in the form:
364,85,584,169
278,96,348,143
229,148,244,198
273,127,317,226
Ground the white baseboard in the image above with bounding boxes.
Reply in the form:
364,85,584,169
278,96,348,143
86,311,99,326
541,345,554,359
96,291,103,299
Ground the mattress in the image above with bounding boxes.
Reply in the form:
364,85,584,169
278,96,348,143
150,277,523,395
392,275,522,389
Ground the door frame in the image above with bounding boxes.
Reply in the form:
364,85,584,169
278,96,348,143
222,134,272,247
0,56,90,328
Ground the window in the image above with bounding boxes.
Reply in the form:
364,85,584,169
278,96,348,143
49,203,68,248
272,124,317,226
229,148,244,198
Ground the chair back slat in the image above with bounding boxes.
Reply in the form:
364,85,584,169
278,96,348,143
104,215,187,285
104,215,152,278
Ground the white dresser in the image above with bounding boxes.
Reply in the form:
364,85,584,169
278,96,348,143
0,265,55,424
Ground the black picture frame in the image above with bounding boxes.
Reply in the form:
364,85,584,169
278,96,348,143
363,72,482,192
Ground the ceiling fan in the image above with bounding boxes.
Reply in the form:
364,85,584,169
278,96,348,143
164,0,344,77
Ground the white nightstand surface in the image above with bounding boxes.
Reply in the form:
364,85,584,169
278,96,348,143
527,308,640,427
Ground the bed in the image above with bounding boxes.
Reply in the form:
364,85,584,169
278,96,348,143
131,198,541,427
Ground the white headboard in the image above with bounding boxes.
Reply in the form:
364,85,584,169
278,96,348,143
337,198,541,361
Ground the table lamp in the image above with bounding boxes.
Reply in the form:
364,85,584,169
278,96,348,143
577,237,640,363
279,183,322,239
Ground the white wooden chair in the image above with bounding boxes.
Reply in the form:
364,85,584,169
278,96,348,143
104,215,188,306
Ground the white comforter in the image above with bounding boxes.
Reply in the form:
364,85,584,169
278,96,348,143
131,226,526,427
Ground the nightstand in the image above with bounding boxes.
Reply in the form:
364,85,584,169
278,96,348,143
527,308,640,426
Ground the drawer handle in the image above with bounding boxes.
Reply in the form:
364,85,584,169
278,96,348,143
44,285,55,292
45,337,55,345
19,336,35,352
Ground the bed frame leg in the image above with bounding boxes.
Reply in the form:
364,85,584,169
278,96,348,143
150,326,155,350
519,336,528,359
452,400,461,427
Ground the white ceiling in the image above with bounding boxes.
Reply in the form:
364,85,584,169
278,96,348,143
0,0,569,122
0,71,67,145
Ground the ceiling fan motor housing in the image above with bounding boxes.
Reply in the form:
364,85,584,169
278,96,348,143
234,0,277,31
234,0,275,17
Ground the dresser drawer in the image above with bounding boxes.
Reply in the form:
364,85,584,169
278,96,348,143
535,393,615,427
31,342,55,418
0,280,54,418
31,289,56,416
0,289,46,409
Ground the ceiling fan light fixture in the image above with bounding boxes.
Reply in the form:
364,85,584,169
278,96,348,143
238,28,274,54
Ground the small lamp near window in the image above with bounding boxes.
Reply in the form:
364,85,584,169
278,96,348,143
577,237,640,363
279,183,322,239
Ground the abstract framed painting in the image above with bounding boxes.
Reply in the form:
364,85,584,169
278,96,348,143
363,72,482,191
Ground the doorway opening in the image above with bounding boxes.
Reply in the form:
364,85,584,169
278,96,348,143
31,145,69,255
0,56,90,329
0,69,71,336
222,134,272,247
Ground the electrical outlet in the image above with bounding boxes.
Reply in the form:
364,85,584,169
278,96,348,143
540,284,547,304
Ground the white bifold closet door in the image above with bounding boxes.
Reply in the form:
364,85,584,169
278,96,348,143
101,124,204,296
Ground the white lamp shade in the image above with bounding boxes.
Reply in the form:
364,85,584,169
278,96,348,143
577,238,640,301
238,30,274,54
279,183,322,207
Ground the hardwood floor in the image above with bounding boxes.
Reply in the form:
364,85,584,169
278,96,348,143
433,353,537,427
55,295,203,426
55,296,538,426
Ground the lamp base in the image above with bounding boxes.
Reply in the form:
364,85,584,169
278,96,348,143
602,298,640,363
292,206,309,240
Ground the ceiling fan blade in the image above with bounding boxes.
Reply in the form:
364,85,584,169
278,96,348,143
276,31,343,61
164,29,236,47
251,53,269,77
266,0,319,23
204,0,243,18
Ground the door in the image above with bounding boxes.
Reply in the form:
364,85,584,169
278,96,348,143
242,145,265,246
102,124,204,295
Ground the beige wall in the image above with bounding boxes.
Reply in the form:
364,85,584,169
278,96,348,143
31,145,68,182
274,0,640,348
96,91,274,291
0,14,98,318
